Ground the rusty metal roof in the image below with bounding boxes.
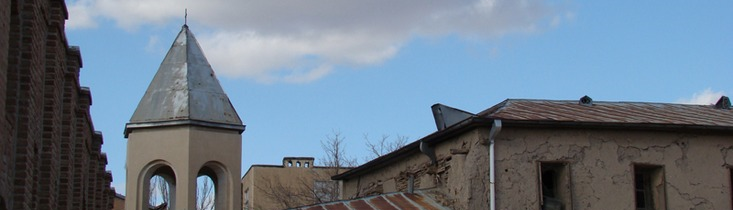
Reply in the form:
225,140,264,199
290,192,449,210
125,25,244,137
478,98,733,127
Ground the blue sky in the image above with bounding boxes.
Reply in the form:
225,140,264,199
65,0,732,195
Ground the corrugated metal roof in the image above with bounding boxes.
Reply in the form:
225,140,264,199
290,192,449,210
125,25,244,136
479,99,733,127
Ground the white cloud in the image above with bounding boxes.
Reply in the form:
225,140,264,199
145,35,160,53
67,0,564,83
677,88,726,105
66,0,98,29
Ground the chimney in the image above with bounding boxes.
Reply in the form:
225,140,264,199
579,95,593,106
715,96,731,109
431,104,475,131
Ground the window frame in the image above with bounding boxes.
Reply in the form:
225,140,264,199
632,163,666,210
537,160,573,210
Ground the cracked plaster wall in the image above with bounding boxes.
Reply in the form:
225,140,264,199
341,126,733,210
495,127,733,210
341,128,491,210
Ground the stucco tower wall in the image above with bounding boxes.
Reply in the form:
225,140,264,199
126,125,242,210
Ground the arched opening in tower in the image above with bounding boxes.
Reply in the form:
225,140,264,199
196,175,216,210
147,165,176,210
149,175,171,210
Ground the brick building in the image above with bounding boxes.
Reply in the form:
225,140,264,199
0,0,113,209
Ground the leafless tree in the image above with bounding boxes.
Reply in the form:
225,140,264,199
256,131,408,208
149,175,214,210
314,131,357,203
364,134,408,160
320,131,358,169
149,175,169,209
256,174,314,209
256,131,356,208
196,176,215,210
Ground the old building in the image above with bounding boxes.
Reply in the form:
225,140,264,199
242,157,350,210
124,24,245,210
329,96,733,210
0,0,113,209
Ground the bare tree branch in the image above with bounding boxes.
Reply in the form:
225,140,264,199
254,131,405,208
320,130,357,168
256,174,314,209
364,134,408,160
196,176,215,210
150,175,169,210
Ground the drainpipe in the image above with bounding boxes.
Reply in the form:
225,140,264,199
488,119,502,210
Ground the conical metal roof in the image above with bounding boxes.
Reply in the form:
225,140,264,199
124,25,244,137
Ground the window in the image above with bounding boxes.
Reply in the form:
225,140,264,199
538,162,572,210
243,188,250,210
730,167,733,209
634,164,665,210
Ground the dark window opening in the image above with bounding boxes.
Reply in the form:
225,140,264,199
730,168,733,210
634,165,665,210
539,162,571,210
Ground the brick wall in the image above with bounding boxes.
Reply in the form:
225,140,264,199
57,46,80,210
0,0,12,209
0,0,113,209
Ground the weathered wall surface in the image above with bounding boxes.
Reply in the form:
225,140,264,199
341,128,492,210
494,127,733,210
342,126,733,210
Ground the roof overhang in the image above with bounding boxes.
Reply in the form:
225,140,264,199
333,116,733,180
124,119,245,138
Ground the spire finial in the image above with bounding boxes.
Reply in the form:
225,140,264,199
184,8,188,26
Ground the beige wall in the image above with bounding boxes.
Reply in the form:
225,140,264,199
495,128,733,209
242,159,345,210
126,125,242,210
341,126,733,210
112,195,125,210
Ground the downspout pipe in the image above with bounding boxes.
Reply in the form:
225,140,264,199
488,119,502,210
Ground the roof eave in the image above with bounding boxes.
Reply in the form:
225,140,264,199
333,117,733,180
332,117,492,180
124,119,245,138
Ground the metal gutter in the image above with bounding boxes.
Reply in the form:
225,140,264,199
488,119,502,210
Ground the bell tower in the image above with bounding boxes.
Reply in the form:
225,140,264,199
124,24,245,210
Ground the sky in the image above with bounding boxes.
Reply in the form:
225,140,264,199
64,0,733,195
